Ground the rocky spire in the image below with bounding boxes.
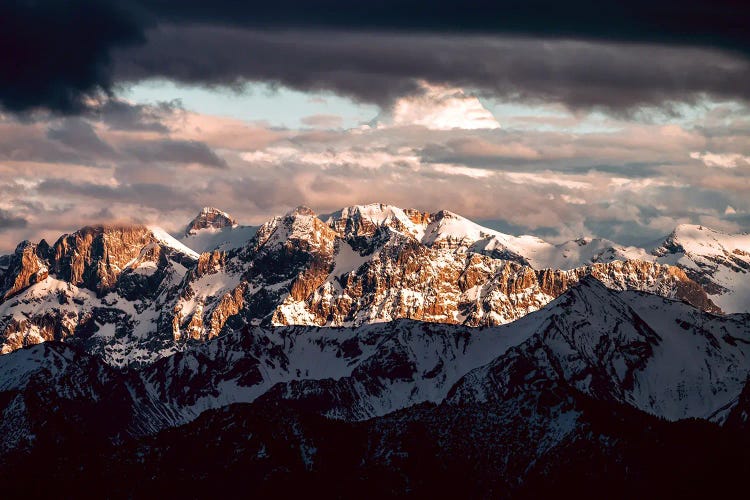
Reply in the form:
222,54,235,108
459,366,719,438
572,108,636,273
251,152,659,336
185,207,238,236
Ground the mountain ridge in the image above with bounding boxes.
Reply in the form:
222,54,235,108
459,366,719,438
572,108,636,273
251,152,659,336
0,204,743,367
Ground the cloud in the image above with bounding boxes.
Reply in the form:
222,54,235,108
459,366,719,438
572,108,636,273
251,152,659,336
114,27,750,115
116,1,750,56
690,151,750,168
0,210,28,231
376,82,500,130
47,118,117,157
0,96,749,251
120,138,228,168
301,114,344,129
91,98,174,132
0,0,144,113
36,179,195,211
2,1,750,114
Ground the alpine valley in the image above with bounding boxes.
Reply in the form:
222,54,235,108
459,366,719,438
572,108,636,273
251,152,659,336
1,203,750,498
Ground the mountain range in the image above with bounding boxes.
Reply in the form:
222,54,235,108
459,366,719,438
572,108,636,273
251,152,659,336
1,203,749,497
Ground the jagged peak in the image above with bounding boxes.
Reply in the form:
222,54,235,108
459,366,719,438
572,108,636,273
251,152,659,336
185,207,238,236
286,205,316,217
431,209,461,220
332,203,424,221
67,223,151,236
546,275,637,321
661,223,746,245
14,240,35,254
669,223,717,238
654,223,750,258
327,203,430,241
574,274,610,291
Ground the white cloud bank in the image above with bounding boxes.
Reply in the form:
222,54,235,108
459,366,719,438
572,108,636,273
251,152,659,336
690,151,750,168
376,82,500,130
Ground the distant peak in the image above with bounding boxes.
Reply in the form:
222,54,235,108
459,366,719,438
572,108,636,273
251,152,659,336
669,223,724,236
286,205,316,217
432,209,460,220
662,224,721,246
185,207,237,236
672,223,703,233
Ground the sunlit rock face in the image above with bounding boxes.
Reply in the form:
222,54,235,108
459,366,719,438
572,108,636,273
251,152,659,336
185,207,238,236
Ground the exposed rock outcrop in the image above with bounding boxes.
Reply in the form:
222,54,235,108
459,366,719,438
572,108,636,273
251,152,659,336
185,207,237,236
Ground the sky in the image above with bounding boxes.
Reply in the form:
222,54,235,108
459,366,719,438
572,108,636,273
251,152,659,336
1,0,749,251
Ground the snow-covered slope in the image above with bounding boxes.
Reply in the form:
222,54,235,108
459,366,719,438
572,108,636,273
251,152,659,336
142,320,539,422
0,342,175,455
521,237,651,270
180,225,259,253
652,224,750,312
149,225,201,259
326,204,650,269
448,278,750,420
139,279,749,425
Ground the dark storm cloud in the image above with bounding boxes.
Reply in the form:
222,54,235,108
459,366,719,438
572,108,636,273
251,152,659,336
116,27,750,112
0,0,145,113
2,0,750,114
137,1,750,54
121,139,228,168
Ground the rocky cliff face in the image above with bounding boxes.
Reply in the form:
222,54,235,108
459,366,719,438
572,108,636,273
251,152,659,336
171,207,717,341
271,228,718,327
0,240,49,300
0,224,197,361
185,207,238,236
50,225,160,295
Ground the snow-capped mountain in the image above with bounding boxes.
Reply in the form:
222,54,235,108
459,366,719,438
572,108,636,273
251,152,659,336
139,320,537,423
180,206,259,253
93,279,749,427
325,203,650,268
2,278,748,495
0,224,198,364
326,204,750,312
448,278,750,420
0,278,744,445
0,202,747,496
0,204,742,369
652,224,750,312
